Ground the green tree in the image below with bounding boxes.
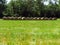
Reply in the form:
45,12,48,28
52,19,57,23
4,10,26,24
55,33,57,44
0,0,6,18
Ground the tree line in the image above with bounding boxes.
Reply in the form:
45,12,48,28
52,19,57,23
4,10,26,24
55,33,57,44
0,0,60,18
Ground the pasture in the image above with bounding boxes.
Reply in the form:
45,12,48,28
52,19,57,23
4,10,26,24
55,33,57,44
0,19,60,45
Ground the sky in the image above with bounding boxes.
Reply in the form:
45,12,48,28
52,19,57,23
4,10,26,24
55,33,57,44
44,0,56,5
6,0,10,3
6,0,49,4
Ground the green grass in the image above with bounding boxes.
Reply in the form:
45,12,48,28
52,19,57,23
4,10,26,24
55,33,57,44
0,19,60,45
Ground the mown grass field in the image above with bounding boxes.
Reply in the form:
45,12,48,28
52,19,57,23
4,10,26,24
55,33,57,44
0,19,60,45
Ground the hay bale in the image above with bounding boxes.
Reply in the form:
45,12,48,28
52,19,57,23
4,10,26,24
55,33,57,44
17,17,21,20
30,17,33,20
7,16,13,20
3,16,7,20
52,17,57,20
39,17,41,20
41,17,44,20
37,17,40,20
15,17,18,20
44,17,48,20
26,17,30,20
22,17,25,20
33,17,37,20
48,17,52,20
12,17,16,20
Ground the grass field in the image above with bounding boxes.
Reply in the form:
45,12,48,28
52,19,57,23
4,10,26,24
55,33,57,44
0,19,60,45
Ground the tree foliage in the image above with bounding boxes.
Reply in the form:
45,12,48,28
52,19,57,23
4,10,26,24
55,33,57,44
3,0,60,18
0,0,6,18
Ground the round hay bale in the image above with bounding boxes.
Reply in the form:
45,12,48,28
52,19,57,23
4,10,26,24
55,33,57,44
15,17,18,20
44,17,48,20
8,17,13,20
39,17,41,20
41,17,44,20
37,17,40,20
30,17,33,20
33,17,37,20
17,17,21,20
3,16,7,20
48,17,52,20
12,17,16,20
26,17,30,20
52,17,57,20
22,17,25,20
